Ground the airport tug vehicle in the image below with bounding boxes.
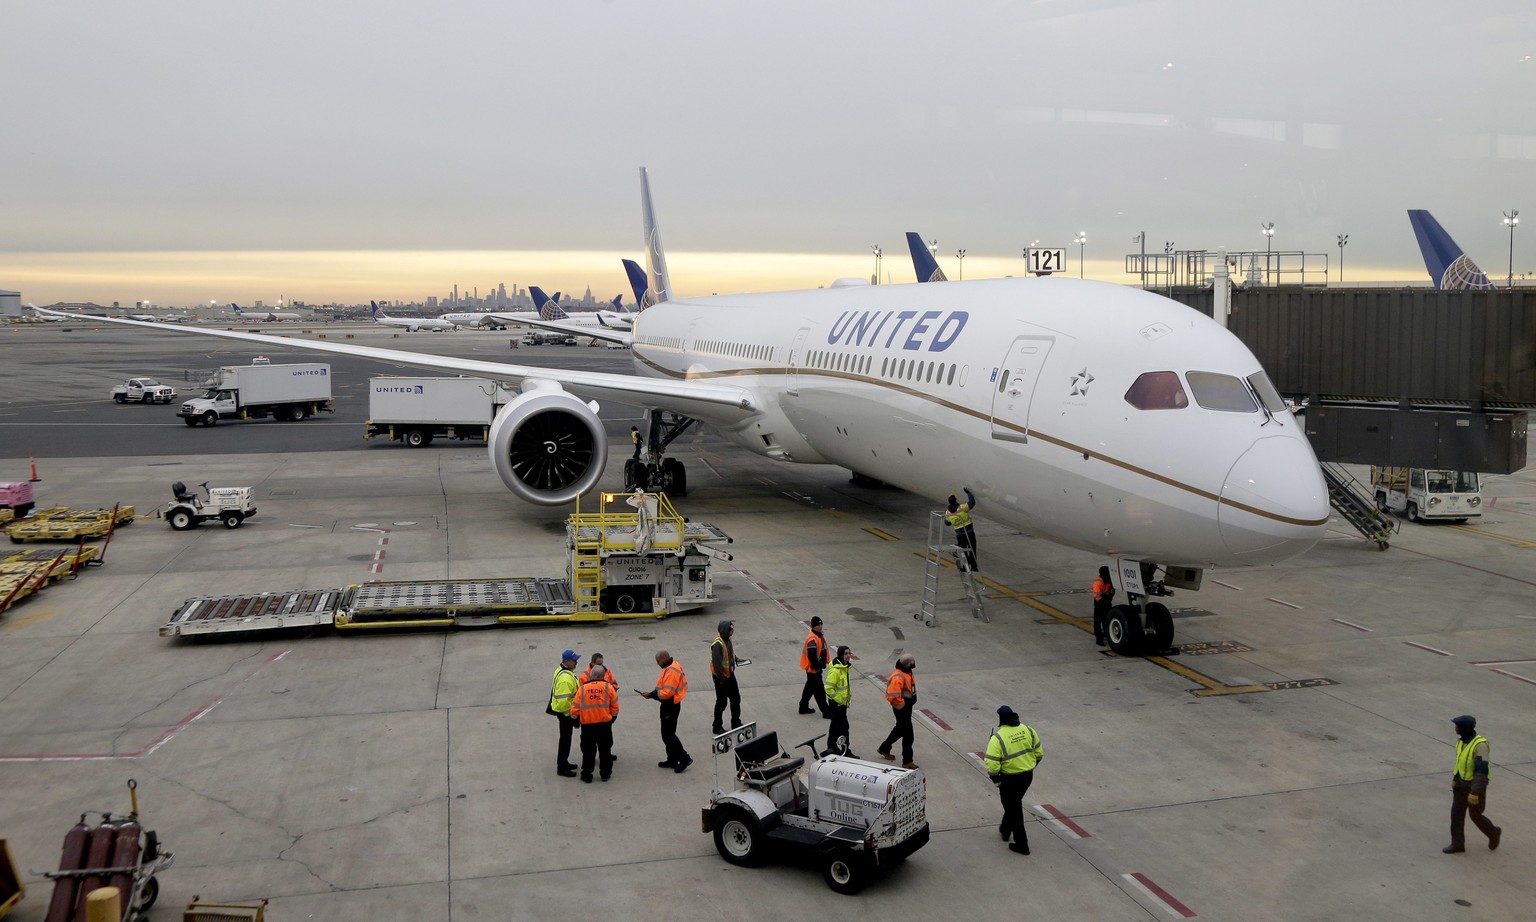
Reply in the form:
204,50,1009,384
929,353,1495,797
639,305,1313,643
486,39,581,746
163,481,258,530
701,723,929,894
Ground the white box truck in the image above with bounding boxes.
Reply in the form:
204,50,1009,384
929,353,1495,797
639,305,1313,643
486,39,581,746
364,376,515,447
179,363,335,426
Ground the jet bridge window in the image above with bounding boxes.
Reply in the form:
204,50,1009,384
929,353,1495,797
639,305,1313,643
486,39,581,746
1187,371,1258,412
1123,371,1188,410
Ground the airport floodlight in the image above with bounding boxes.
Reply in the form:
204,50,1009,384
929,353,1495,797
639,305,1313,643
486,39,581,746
1073,232,1087,278
1505,210,1520,289
957,249,967,281
871,245,882,285
1261,222,1276,283
1336,234,1349,283
928,238,938,257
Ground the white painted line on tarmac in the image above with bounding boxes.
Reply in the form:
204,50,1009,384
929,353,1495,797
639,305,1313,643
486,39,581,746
1491,668,1536,686
1403,641,1452,656
1331,618,1373,632
1123,872,1197,918
1265,597,1302,609
1211,579,1242,590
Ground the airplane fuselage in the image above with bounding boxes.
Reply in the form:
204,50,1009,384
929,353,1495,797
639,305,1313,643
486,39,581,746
627,276,1327,569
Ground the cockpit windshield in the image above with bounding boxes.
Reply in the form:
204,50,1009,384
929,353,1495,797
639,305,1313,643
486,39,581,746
1186,372,1259,412
1124,372,1188,410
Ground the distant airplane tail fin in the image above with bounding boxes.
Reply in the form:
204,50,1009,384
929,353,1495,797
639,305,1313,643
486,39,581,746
906,232,948,283
370,301,382,318
1408,210,1495,290
622,257,653,309
531,287,570,320
610,295,623,311
639,167,672,303
231,303,242,314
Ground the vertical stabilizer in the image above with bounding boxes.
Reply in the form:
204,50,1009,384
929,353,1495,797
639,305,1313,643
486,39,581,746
639,167,672,303
906,232,948,282
1407,210,1495,290
623,258,653,309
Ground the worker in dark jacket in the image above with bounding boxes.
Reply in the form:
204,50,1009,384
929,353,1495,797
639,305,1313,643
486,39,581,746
1445,714,1502,853
985,705,1043,855
710,619,742,735
946,487,978,571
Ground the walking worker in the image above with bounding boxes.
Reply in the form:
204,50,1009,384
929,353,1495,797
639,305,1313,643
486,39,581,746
574,664,620,783
984,705,1043,855
549,649,581,778
710,619,742,735
630,425,642,460
641,650,693,773
877,654,919,769
823,645,856,757
946,487,979,571
1444,714,1502,853
798,616,830,716
1092,565,1116,647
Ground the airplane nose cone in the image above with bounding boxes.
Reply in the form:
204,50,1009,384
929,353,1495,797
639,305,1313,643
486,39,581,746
1218,435,1330,563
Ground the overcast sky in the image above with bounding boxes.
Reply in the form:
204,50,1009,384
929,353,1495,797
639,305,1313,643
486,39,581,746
2,0,1532,305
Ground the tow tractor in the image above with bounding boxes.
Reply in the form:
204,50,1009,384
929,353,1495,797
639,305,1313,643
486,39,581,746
159,491,732,636
164,481,258,530
701,722,929,894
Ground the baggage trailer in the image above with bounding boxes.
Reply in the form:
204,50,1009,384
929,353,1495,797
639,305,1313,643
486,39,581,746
160,492,732,637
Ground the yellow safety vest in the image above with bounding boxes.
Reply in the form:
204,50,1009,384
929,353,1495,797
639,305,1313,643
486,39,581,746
550,666,578,715
947,508,972,531
824,662,851,706
1455,735,1489,781
984,723,1042,774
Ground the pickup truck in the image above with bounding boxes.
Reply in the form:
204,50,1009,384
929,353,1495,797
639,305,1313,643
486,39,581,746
111,377,178,404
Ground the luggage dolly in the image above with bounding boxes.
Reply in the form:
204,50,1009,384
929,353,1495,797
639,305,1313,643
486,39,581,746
38,780,174,921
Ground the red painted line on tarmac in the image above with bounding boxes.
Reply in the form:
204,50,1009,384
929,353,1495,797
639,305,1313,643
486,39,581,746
1403,641,1452,656
1124,872,1197,918
1331,618,1372,632
774,598,796,613
1492,668,1536,686
1265,597,1302,610
918,708,951,731
1035,804,1091,838
0,650,291,762
1468,658,1536,665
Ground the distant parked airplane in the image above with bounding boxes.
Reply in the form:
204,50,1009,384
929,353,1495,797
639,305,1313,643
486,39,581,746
232,303,305,322
370,302,457,332
1407,210,1496,290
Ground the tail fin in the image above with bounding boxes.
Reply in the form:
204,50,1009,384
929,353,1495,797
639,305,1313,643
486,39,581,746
530,287,570,320
639,167,672,303
1407,210,1495,290
610,295,623,310
370,300,380,318
622,258,652,309
230,303,243,314
906,232,948,283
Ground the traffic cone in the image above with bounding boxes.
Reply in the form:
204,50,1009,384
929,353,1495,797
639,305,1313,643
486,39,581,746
29,454,40,482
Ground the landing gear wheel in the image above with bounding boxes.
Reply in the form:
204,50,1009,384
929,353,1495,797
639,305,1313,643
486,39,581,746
823,851,872,895
623,458,649,492
405,428,431,448
136,875,159,911
1105,606,1143,655
1145,602,1174,652
168,509,195,531
222,511,244,529
712,807,766,866
201,410,218,427
661,457,687,496
1407,502,1420,522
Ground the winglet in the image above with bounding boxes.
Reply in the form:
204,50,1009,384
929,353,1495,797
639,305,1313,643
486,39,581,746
639,167,672,303
1407,210,1495,290
906,232,948,283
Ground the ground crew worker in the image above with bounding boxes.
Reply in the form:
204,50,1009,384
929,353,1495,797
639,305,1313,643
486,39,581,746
985,705,1043,855
1092,565,1116,647
630,425,642,460
574,664,619,783
641,650,692,773
1445,714,1502,853
822,645,855,757
710,619,742,735
579,652,620,688
798,616,830,716
877,654,918,768
549,649,581,778
946,487,978,571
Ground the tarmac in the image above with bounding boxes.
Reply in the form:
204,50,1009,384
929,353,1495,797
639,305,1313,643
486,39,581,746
1,321,1534,921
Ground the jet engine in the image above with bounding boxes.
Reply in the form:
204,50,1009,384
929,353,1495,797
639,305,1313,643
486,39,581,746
487,382,608,505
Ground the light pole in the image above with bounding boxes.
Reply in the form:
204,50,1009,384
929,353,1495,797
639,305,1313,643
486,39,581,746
1073,231,1087,278
1504,210,1520,289
1133,231,1146,288
871,245,882,285
956,249,966,281
1336,234,1348,283
1260,222,1275,284
1164,241,1174,295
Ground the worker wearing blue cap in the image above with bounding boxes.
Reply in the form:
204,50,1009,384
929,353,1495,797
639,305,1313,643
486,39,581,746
984,705,1043,855
549,649,582,777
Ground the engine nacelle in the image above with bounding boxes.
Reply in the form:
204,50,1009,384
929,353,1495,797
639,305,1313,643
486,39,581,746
487,384,608,505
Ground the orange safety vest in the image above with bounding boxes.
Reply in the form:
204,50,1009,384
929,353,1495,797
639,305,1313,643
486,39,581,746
579,665,619,688
574,679,619,725
1092,576,1113,602
885,670,915,708
657,660,688,704
800,631,827,673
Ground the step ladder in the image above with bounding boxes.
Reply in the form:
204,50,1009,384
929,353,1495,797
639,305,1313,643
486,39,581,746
917,511,987,627
570,527,603,612
1320,462,1396,549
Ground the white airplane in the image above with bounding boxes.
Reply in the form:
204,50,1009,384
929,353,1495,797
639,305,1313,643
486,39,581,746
29,303,66,321
370,302,457,332
232,303,305,322
128,313,159,322
38,168,1329,653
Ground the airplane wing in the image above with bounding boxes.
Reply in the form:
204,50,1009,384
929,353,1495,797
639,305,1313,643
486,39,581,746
38,310,746,421
519,315,632,345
